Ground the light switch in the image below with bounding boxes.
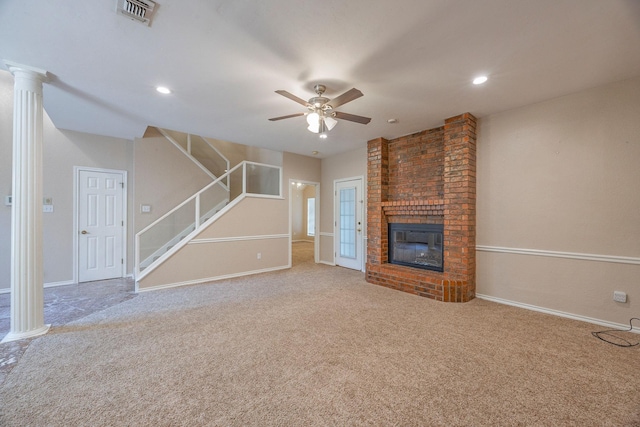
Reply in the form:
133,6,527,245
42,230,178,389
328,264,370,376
141,204,151,213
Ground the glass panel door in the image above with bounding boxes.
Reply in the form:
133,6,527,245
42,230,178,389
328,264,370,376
335,178,363,270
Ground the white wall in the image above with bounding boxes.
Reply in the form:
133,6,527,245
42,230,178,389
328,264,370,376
476,76,640,325
0,70,134,290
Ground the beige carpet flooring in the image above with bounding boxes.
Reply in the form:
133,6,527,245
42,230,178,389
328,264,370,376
1,242,638,426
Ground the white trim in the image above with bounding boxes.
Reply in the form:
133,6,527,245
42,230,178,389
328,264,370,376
319,231,334,237
319,260,336,266
334,176,365,271
476,245,640,265
476,293,640,334
190,234,289,244
45,279,76,288
136,265,289,293
73,166,128,284
0,279,77,294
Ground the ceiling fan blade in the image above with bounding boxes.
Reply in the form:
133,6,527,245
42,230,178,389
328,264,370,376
268,112,305,121
327,88,363,109
333,111,371,124
275,90,310,107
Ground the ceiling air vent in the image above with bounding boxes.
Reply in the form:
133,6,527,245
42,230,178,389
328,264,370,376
116,0,157,26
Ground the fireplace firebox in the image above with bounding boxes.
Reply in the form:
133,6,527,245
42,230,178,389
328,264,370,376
388,223,444,272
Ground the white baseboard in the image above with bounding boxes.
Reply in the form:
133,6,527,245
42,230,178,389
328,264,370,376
476,293,639,334
318,260,335,267
1,276,133,294
135,265,290,293
44,280,76,288
1,279,77,294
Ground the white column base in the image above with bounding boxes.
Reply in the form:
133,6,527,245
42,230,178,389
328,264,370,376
1,324,51,343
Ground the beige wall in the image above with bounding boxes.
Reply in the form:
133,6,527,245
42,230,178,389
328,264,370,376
284,151,321,242
133,130,213,233
319,146,367,264
302,185,316,241
290,185,316,242
1,70,134,290
0,71,14,290
476,76,640,325
291,186,305,240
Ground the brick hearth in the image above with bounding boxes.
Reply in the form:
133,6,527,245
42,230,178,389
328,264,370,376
366,113,477,302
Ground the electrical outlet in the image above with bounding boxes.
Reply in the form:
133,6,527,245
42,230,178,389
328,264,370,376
43,205,54,213
613,291,627,303
257,252,261,260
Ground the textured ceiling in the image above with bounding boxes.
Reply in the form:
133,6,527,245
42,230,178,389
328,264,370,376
1,0,640,158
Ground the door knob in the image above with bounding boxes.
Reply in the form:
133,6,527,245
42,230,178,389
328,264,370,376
81,230,88,234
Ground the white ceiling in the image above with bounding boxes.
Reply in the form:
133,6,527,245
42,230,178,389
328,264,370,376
1,0,639,158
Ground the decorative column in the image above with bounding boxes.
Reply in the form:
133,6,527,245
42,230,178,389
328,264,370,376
1,61,50,342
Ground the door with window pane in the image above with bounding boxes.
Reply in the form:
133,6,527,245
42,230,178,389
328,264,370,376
335,178,363,270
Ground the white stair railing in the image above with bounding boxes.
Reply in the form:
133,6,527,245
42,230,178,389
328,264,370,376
135,161,282,280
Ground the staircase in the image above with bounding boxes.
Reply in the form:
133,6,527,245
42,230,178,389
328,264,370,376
134,132,282,281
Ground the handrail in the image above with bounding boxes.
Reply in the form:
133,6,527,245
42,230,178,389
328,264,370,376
200,136,231,178
158,129,231,191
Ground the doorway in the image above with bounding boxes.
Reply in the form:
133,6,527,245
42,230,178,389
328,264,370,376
289,179,319,266
75,167,127,283
334,177,364,271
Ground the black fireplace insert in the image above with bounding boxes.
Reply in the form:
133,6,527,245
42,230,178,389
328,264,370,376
388,223,444,272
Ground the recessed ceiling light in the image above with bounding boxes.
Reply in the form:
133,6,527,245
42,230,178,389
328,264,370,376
311,151,319,155
387,118,399,124
472,76,488,85
156,86,171,94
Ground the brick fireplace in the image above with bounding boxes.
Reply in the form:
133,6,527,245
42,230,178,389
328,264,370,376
366,113,477,302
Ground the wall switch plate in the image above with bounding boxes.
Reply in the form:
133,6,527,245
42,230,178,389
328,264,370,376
613,291,627,303
141,204,151,213
4,195,11,206
257,252,261,260
43,205,54,213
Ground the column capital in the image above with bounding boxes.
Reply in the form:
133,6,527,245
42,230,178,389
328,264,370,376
3,60,48,85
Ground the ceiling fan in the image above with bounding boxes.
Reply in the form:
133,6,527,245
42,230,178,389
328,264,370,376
269,84,371,139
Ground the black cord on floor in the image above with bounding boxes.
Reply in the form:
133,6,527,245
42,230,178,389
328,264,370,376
592,318,640,347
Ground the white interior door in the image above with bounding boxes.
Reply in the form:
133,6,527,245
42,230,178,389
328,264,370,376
335,178,364,270
78,169,125,282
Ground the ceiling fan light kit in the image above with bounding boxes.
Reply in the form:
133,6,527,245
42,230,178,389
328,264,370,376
269,83,371,138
